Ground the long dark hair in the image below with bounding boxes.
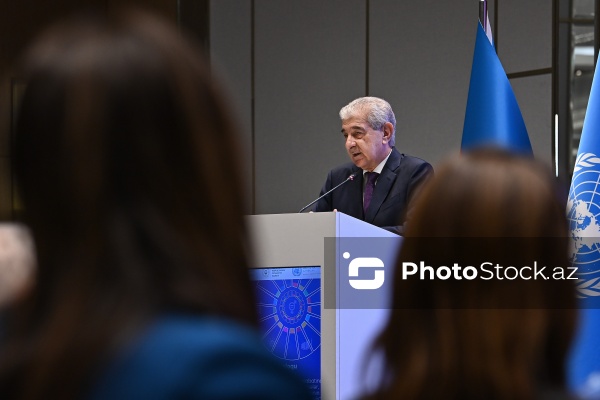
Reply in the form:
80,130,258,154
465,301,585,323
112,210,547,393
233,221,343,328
0,9,256,399
366,149,577,399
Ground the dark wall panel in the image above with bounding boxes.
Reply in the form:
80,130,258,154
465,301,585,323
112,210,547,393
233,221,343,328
369,0,476,166
253,0,366,214
498,0,552,73
209,0,254,212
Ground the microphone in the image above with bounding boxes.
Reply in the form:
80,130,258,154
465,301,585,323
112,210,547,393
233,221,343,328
299,173,357,213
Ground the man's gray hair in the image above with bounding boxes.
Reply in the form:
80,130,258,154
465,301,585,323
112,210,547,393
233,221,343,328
339,96,396,147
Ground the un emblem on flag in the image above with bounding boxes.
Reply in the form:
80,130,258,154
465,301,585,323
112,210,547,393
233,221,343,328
568,153,600,297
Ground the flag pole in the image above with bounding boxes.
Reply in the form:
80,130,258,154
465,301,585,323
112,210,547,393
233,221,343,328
478,0,487,30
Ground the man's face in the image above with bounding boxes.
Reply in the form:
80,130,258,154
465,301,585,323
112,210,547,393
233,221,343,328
342,116,391,171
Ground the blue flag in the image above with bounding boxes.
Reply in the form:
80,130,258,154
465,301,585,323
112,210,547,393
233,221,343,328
462,22,533,155
567,59,600,399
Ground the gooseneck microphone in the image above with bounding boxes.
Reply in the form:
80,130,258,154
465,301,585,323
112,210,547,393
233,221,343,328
298,173,357,213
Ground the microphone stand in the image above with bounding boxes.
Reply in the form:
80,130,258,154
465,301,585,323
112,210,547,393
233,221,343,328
298,173,357,213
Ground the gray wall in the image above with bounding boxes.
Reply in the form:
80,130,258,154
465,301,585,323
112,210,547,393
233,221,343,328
209,0,553,215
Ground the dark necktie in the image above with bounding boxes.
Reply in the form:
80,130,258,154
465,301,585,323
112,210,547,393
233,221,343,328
363,172,379,213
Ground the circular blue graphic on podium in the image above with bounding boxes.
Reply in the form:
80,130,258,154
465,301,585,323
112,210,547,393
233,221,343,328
255,276,321,361
278,287,307,325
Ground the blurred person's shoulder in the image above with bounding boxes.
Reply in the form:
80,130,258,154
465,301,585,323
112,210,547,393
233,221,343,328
89,314,313,400
538,386,581,400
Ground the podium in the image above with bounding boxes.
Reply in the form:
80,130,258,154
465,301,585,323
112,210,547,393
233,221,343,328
246,212,401,400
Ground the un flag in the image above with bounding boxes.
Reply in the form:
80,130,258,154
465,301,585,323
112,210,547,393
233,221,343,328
567,51,600,400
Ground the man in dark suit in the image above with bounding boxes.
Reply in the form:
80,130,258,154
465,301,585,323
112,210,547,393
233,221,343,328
313,97,433,235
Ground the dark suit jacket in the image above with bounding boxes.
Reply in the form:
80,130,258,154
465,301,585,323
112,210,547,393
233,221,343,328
313,148,433,235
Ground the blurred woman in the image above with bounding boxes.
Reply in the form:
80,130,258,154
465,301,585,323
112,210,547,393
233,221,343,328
365,149,577,400
0,9,310,400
